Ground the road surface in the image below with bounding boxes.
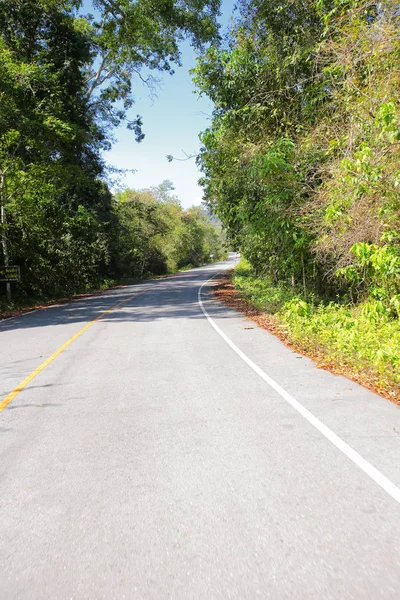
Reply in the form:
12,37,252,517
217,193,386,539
1,255,400,599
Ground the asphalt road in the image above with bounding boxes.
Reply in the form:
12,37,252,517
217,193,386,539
1,255,400,599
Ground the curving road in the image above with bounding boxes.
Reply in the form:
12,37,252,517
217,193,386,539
1,255,400,599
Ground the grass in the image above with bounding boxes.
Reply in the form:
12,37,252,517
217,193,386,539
231,259,400,402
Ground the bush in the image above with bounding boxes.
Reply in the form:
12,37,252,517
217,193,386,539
233,260,400,396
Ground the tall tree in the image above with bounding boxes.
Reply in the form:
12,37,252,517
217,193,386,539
194,0,400,303
83,0,221,139
0,0,221,300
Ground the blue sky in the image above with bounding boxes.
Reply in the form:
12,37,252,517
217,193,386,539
100,1,236,208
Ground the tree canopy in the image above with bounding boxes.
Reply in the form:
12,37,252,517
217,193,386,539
0,0,223,303
194,0,400,309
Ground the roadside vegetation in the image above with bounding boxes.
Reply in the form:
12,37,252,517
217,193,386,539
232,260,400,400
194,0,400,399
0,0,224,311
1,179,227,312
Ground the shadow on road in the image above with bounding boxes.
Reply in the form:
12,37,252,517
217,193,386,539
0,267,237,334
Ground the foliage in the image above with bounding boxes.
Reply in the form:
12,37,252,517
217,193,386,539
0,0,112,299
110,183,226,280
234,259,297,313
194,0,400,393
83,0,221,138
0,0,221,305
233,259,400,396
313,3,400,300
280,299,400,395
194,0,400,308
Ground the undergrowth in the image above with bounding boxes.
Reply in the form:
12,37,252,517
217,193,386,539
233,259,400,400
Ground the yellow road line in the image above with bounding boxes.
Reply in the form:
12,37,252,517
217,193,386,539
0,289,149,413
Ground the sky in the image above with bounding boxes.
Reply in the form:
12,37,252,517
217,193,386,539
102,0,236,208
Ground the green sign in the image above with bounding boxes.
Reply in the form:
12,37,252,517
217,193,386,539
0,265,20,282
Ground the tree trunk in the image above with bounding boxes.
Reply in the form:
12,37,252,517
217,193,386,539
0,170,11,302
301,253,307,299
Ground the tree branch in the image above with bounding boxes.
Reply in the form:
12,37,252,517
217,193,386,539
166,150,198,162
86,54,110,99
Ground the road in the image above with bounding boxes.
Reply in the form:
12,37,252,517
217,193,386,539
1,255,400,599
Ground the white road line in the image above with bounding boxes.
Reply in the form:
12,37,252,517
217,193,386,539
198,271,400,506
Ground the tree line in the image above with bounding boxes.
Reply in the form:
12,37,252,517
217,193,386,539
194,0,400,315
0,0,224,304
111,181,226,280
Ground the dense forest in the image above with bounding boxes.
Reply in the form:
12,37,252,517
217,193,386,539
195,0,399,305
194,0,400,393
0,0,225,305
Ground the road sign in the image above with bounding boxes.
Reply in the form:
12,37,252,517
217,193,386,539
0,265,20,282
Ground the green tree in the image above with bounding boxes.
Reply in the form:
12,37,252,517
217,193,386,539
111,186,226,278
0,0,221,303
194,0,400,303
83,0,221,138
